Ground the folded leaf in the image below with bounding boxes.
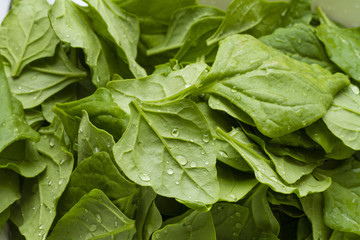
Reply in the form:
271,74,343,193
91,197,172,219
5,47,86,109
48,189,136,240
323,85,360,150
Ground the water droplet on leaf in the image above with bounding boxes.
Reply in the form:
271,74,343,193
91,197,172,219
202,134,210,143
139,173,151,182
171,128,180,137
167,168,174,175
176,155,188,165
190,162,197,168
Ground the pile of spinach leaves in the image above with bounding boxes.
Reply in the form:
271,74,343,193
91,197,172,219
1,0,360,239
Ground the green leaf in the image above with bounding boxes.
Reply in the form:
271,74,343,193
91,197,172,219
204,34,349,137
84,0,147,78
5,46,86,109
147,6,224,55
0,169,20,213
211,202,249,240
0,59,39,153
330,231,360,240
0,0,59,76
300,193,332,240
174,17,223,64
260,23,337,71
217,127,331,197
217,162,258,202
323,85,360,150
322,158,360,235
57,151,138,220
48,189,136,240
53,88,129,143
133,187,162,240
10,120,74,240
77,111,115,163
0,140,46,178
305,120,356,159
107,62,207,114
49,0,113,87
152,210,216,240
206,0,290,44
113,99,219,206
316,7,360,82
0,207,10,230
239,185,280,239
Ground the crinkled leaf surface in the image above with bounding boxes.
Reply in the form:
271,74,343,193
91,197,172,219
5,47,86,109
323,85,360,150
113,99,219,206
48,189,136,240
204,34,349,137
0,0,59,76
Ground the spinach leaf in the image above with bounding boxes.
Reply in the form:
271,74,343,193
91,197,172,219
0,0,59,77
5,46,86,109
147,6,224,55
49,0,114,87
211,202,249,239
152,210,216,240
10,119,74,240
0,169,20,214
48,189,136,240
260,23,337,71
323,85,360,150
316,7,360,82
204,34,349,137
84,0,147,78
113,99,219,206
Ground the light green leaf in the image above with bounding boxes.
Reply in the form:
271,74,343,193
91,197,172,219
49,0,112,87
84,0,146,78
151,210,216,240
0,0,59,76
316,7,360,82
323,85,360,150
0,140,46,178
107,62,207,114
10,120,74,240
204,34,349,137
48,189,136,240
113,99,219,206
5,46,86,109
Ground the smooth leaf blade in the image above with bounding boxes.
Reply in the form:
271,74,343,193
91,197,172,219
113,99,219,206
48,189,136,240
0,0,59,76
